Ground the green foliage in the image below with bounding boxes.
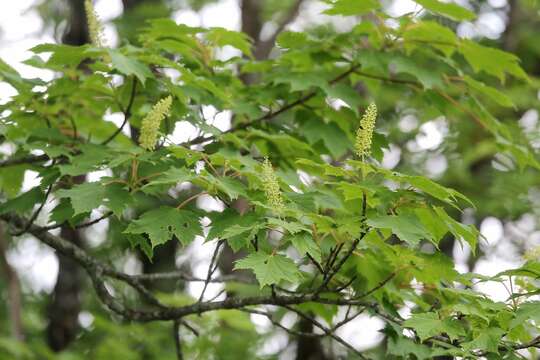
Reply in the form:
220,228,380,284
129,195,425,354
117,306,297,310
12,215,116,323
1,1,539,359
235,252,302,288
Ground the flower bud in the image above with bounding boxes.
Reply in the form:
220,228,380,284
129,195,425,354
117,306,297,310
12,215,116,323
261,158,284,214
354,102,378,158
139,96,173,151
85,0,106,47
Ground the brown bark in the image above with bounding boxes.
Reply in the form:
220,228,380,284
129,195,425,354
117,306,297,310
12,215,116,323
295,318,328,360
46,226,84,351
45,1,90,350
502,0,520,52
62,0,90,46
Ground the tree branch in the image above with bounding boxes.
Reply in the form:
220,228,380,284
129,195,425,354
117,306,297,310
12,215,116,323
187,64,360,146
255,0,305,59
101,77,138,145
198,239,225,302
0,154,49,169
173,320,183,360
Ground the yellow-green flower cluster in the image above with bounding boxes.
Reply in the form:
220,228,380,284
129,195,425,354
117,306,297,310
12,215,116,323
524,245,540,261
354,102,378,158
84,0,105,47
139,96,173,151
261,158,284,214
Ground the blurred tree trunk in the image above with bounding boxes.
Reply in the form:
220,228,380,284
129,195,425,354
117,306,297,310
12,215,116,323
47,174,85,351
46,1,89,350
46,226,84,351
0,224,24,342
62,0,90,46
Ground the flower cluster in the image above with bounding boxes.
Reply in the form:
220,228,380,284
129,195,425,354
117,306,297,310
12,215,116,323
139,96,173,151
354,102,378,158
84,0,106,47
524,245,540,261
261,158,284,214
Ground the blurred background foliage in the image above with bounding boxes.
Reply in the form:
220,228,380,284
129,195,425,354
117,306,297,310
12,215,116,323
1,0,540,359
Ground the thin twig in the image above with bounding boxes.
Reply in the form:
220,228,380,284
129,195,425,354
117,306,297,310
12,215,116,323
101,77,138,145
198,239,225,303
173,320,183,360
186,64,360,146
352,272,396,300
40,211,113,232
10,182,54,236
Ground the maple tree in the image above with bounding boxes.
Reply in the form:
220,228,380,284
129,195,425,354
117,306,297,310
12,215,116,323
1,0,540,359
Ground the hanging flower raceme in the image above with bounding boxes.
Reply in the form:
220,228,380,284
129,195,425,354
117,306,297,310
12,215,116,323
139,96,173,151
354,102,378,158
261,158,285,214
84,0,106,47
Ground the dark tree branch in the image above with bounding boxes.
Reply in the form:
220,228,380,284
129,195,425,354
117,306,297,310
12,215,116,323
3,212,540,356
10,182,54,236
173,320,183,360
101,77,138,145
41,211,113,232
0,154,49,169
255,0,305,59
198,239,225,303
187,64,360,146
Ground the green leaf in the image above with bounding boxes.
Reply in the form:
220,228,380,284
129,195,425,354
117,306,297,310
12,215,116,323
463,76,514,108
207,209,264,251
403,21,457,56
433,207,479,252
267,218,310,234
56,182,106,216
367,213,434,246
0,59,33,93
387,335,433,360
413,0,476,21
273,72,328,92
103,184,132,217
49,198,76,225
141,168,194,192
0,164,25,198
414,208,448,244
126,233,153,259
338,182,383,200
276,31,308,49
235,252,302,288
205,175,247,201
403,312,465,341
392,56,443,89
381,168,473,208
108,49,153,85
460,40,529,83
206,28,252,57
324,84,363,115
302,121,351,158
289,233,322,263
124,206,201,248
510,301,540,329
323,0,380,16
0,187,44,215
462,327,505,354
31,43,90,68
